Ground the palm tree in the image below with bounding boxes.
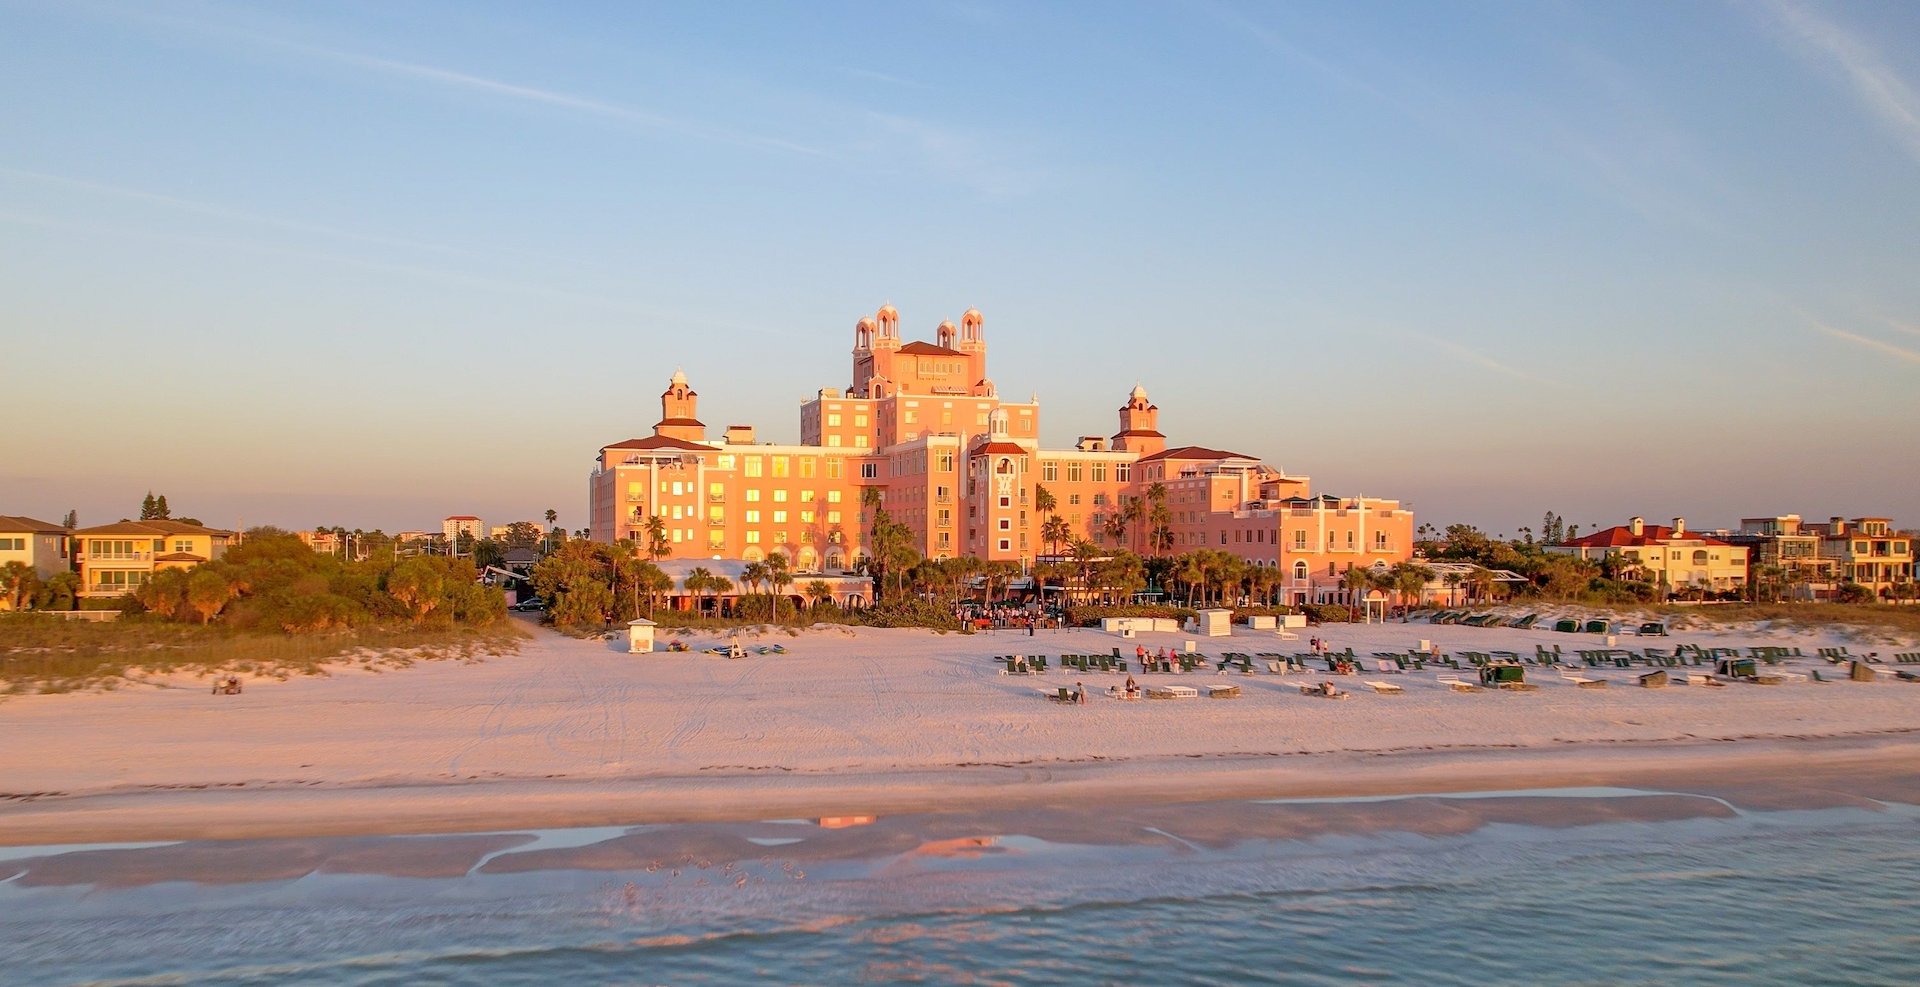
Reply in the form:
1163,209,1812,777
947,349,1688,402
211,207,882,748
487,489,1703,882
1146,483,1172,558
1069,539,1102,604
684,566,712,614
643,514,669,561
1392,563,1432,614
1041,515,1072,558
1443,571,1464,607
767,552,793,619
1124,496,1149,556
1034,484,1057,518
805,579,832,610
741,560,770,618
707,576,734,616
641,563,672,616
1341,566,1372,619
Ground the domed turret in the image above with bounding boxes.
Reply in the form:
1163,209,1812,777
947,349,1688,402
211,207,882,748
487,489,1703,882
937,319,957,348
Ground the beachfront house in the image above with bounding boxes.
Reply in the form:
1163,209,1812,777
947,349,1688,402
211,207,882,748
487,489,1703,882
1818,517,1913,600
1550,516,1748,599
71,520,234,601
0,514,71,580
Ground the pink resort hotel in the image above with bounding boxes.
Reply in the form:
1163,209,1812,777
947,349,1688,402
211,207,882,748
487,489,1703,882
589,305,1413,604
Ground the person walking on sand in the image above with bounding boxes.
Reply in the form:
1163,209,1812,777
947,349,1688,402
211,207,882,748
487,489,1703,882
1075,681,1086,704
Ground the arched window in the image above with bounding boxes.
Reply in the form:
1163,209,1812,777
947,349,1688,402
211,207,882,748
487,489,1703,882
1692,550,1709,566
997,458,1013,475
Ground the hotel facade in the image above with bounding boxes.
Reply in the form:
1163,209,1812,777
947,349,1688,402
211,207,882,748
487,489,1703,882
589,306,1412,603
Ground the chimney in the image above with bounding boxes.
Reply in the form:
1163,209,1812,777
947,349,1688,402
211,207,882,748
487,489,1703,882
1629,516,1644,537
1831,516,1845,536
1672,517,1685,536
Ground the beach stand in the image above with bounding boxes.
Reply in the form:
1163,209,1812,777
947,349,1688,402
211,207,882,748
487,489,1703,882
626,618,657,654
1479,661,1535,690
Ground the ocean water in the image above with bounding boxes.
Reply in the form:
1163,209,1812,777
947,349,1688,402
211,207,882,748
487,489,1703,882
4,793,1918,986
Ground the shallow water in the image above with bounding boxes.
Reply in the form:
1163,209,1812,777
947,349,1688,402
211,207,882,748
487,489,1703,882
4,794,1917,986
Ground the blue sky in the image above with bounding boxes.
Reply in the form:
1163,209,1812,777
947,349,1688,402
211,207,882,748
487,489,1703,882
3,0,1917,537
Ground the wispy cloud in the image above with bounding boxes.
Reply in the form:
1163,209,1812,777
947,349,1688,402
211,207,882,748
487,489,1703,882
298,44,832,158
1402,331,1543,382
1885,318,1920,338
1811,321,1920,365
1756,0,1920,165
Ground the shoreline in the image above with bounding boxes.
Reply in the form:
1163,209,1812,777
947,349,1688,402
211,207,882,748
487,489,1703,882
4,733,1914,847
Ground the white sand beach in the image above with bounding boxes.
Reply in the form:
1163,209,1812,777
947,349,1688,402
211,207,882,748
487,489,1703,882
3,615,1917,846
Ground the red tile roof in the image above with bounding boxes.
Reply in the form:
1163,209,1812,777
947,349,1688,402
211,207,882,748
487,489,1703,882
897,340,963,356
1559,524,1733,548
972,441,1030,456
1136,445,1255,464
603,435,713,452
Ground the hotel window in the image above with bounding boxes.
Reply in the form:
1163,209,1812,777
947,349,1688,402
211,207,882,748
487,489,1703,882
938,509,951,527
828,491,842,503
827,414,841,426
825,459,843,479
745,457,763,477
1346,532,1355,548
1220,532,1228,545
708,482,725,501
1375,532,1388,548
673,529,684,543
746,510,761,523
1328,562,1337,575
1042,461,1058,481
999,496,1011,509
999,518,1011,531
717,454,735,469
708,507,724,523
998,538,1011,552
1090,463,1106,482
801,510,815,523
939,532,951,548
1116,463,1130,481
938,452,954,471
671,506,683,520
855,414,868,427
904,411,917,424
1093,494,1107,506
1069,494,1081,506
772,457,790,478
799,458,816,478
708,532,726,549
941,411,952,425
1069,514,1080,525
977,413,990,426
862,463,879,479
774,490,789,502
775,531,790,544
1067,463,1082,482
746,489,761,502
828,436,843,447
747,531,761,544
799,489,814,502
855,435,869,448
828,511,842,524
774,511,788,523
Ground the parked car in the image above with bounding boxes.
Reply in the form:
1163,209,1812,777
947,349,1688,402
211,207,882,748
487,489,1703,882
509,598,547,612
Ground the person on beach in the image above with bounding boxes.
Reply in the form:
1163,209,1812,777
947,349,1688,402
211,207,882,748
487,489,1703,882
1124,675,1138,699
1075,681,1086,704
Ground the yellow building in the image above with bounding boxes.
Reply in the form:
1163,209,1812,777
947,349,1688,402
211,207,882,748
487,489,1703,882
1550,516,1749,597
1819,517,1913,599
72,520,234,599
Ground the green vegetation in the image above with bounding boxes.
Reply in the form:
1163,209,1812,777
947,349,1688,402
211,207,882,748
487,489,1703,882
0,616,522,694
0,529,513,694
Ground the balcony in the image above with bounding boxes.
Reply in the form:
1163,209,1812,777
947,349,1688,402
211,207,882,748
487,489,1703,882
82,552,155,564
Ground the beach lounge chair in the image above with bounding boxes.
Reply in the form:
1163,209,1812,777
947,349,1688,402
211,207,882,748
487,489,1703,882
1361,679,1404,695
1560,670,1606,689
1638,622,1667,636
1553,618,1580,633
1583,619,1611,634
1509,614,1540,630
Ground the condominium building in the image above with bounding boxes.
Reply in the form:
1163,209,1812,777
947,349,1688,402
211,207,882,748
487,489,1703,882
71,520,234,599
587,305,1412,601
442,516,485,541
1723,515,1838,600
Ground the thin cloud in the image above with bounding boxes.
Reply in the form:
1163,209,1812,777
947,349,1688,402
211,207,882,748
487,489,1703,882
1885,318,1920,338
1757,0,1920,164
1403,331,1542,382
1812,321,1920,365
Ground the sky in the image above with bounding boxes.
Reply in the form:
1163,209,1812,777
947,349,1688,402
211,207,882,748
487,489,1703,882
3,0,1917,538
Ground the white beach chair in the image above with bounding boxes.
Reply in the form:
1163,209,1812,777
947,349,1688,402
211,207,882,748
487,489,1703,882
1362,679,1404,695
1559,670,1606,689
1436,674,1479,693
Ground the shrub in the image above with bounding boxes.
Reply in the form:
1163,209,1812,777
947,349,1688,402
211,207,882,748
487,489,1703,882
1060,604,1197,627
